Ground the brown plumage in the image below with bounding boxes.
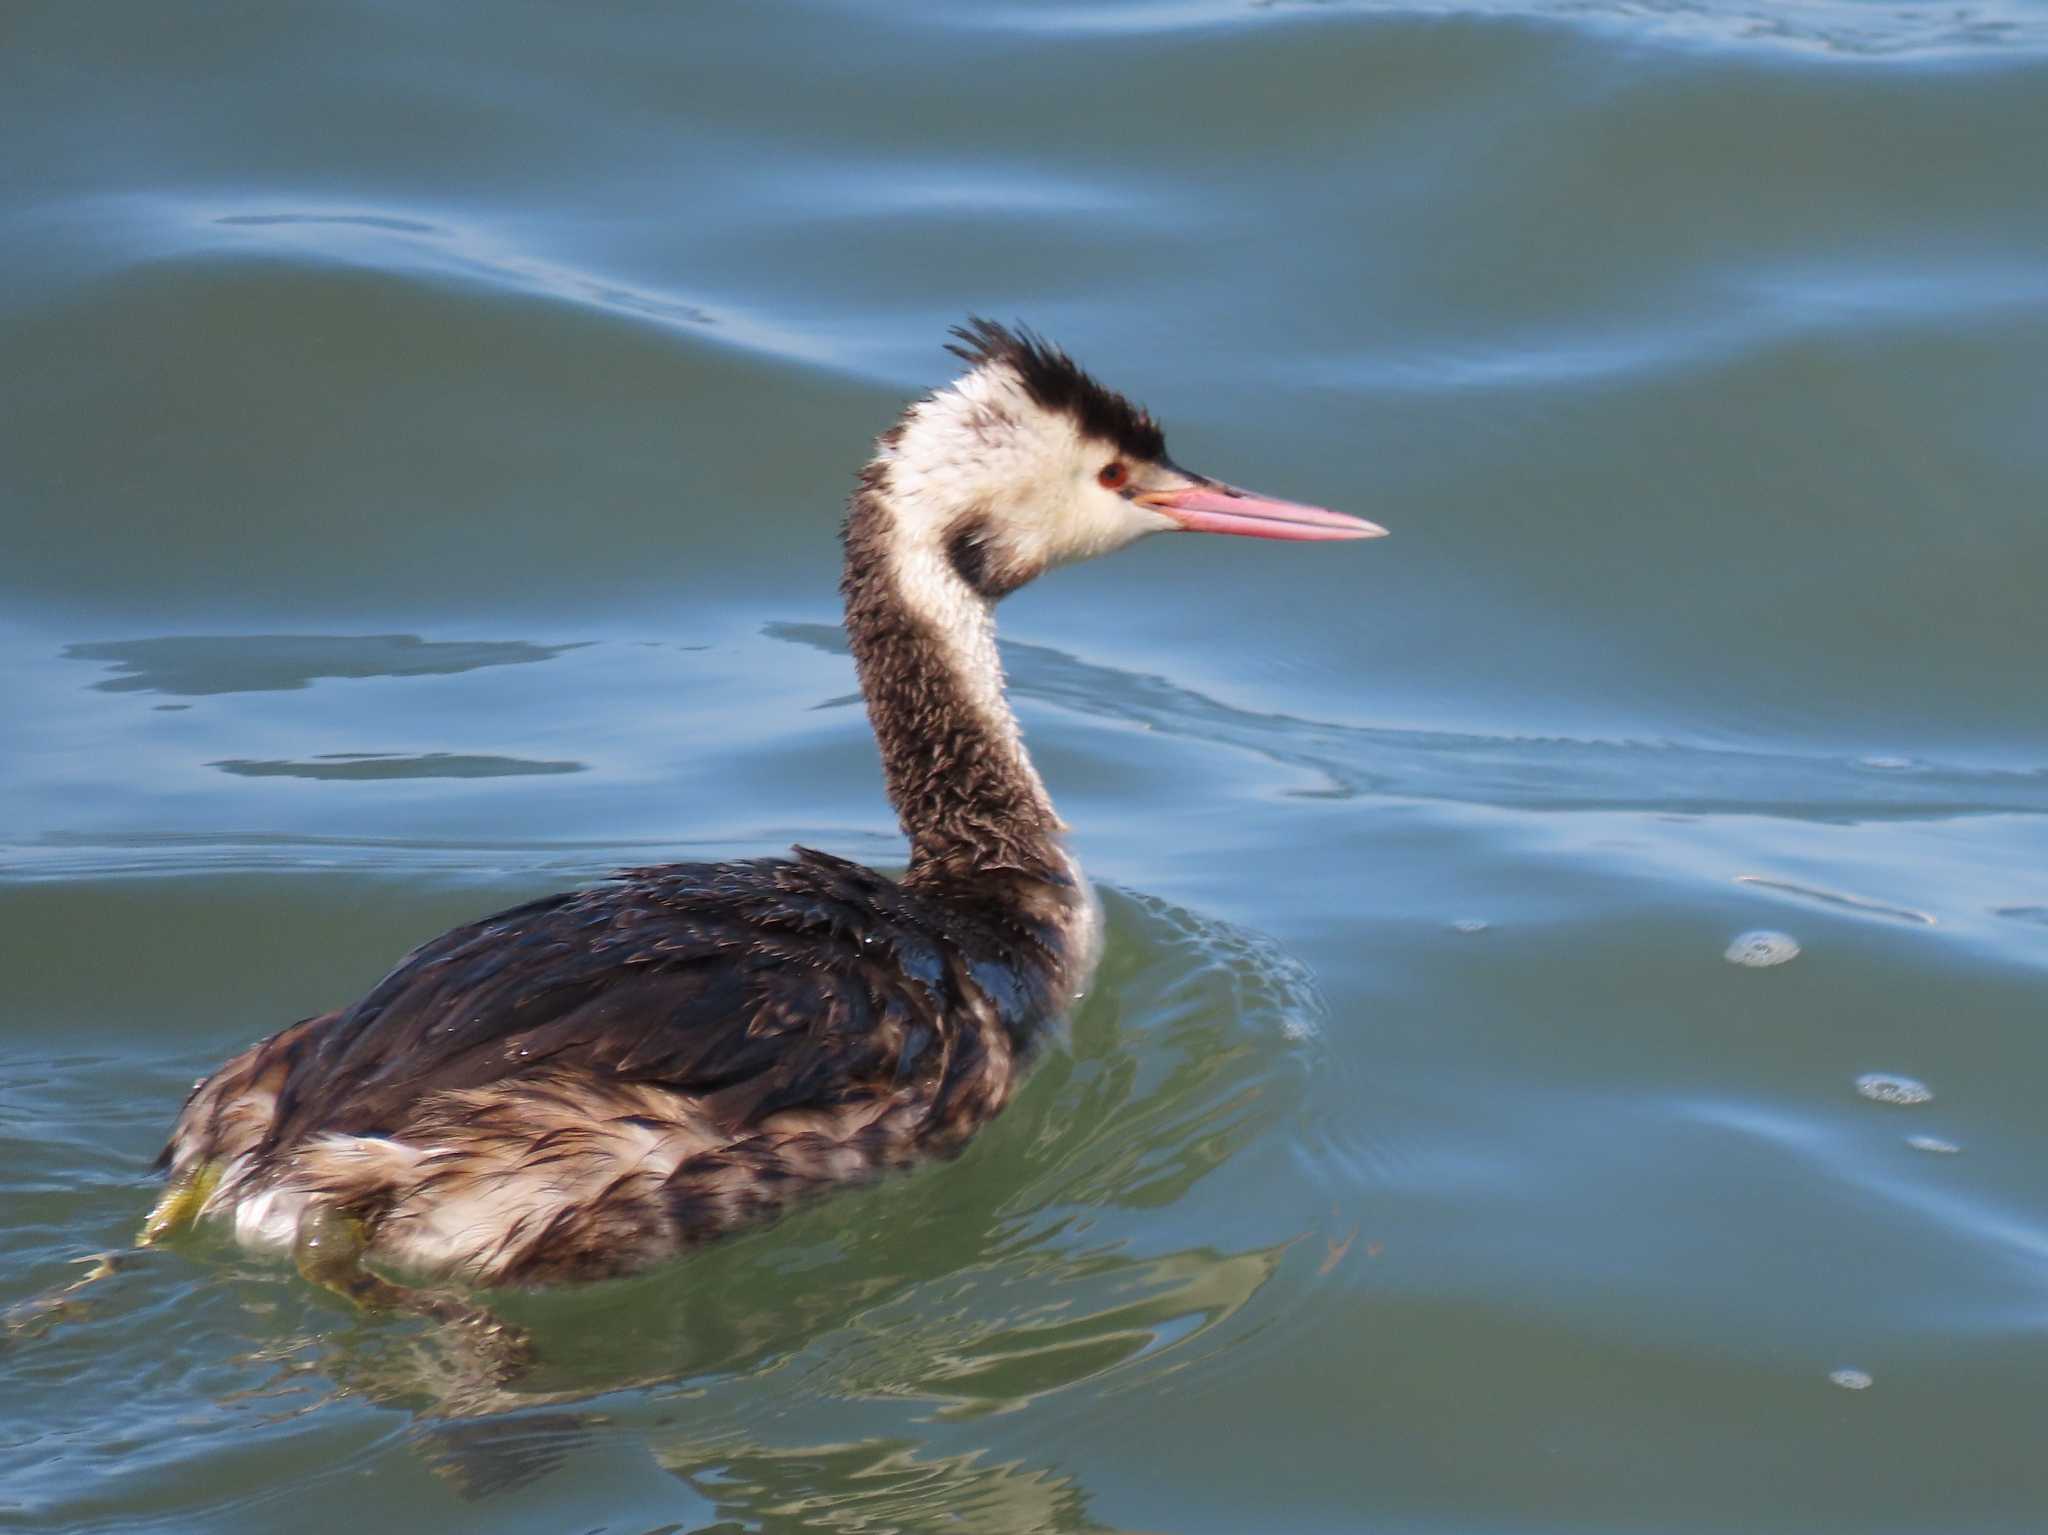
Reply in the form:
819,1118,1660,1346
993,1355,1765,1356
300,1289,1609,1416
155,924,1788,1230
151,320,1381,1291
165,852,1062,1284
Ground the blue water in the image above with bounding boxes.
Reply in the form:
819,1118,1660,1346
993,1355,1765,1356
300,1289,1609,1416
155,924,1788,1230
4,2,2047,1530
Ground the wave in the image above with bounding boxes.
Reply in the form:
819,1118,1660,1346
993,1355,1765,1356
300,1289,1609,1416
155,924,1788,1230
770,623,2048,823
953,0,2048,58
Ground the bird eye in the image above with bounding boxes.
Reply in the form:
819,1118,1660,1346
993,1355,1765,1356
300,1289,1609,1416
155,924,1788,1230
1097,462,1129,490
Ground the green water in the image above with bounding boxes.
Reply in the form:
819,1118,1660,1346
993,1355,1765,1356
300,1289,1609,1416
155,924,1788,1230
4,1,2047,1530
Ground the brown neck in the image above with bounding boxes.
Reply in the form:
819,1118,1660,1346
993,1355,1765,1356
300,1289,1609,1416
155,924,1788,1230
841,486,1070,889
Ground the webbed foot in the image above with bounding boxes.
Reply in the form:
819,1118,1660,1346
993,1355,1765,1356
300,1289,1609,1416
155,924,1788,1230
4,1251,134,1341
293,1206,534,1382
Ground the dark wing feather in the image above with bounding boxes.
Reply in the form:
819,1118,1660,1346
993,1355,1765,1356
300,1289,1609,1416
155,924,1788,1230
260,851,1055,1152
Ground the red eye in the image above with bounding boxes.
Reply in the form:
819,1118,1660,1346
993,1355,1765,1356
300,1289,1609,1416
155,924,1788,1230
1097,462,1128,489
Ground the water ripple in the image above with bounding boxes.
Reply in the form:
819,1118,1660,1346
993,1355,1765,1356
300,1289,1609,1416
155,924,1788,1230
210,753,585,782
1278,0,2048,56
64,635,586,696
250,205,800,339
64,198,850,373
1734,874,1937,926
771,623,2048,823
951,0,2048,56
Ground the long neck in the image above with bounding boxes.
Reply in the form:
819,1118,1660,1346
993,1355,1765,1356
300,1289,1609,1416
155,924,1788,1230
841,487,1070,889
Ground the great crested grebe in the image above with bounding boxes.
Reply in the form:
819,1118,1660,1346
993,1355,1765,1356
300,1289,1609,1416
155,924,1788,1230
145,320,1385,1307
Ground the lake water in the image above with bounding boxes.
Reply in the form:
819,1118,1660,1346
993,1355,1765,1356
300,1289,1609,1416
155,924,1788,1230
4,2,2047,1530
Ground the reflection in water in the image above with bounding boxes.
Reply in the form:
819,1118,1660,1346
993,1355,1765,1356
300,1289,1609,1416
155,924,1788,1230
824,1242,1285,1423
63,634,585,696
769,622,2048,823
210,753,585,781
408,1411,589,1500
652,1433,1107,1535
413,1416,1114,1533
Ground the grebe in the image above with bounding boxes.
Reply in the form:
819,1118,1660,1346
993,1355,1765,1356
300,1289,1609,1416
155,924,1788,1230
146,320,1385,1306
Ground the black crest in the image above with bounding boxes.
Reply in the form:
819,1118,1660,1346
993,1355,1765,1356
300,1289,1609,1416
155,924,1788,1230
946,318,1167,463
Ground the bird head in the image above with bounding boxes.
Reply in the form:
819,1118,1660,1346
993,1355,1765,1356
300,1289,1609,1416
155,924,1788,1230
855,319,1385,602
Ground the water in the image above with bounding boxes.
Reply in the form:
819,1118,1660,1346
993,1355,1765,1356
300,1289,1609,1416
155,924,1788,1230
4,1,2046,1529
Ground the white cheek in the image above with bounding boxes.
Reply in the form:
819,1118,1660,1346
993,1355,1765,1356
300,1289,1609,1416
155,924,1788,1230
1120,493,1179,540
1076,486,1173,557
886,371,1062,539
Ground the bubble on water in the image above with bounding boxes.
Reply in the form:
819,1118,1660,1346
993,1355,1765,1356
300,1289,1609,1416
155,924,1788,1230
1829,1369,1873,1391
1451,918,1489,935
1725,930,1800,967
1907,1135,1960,1154
1856,1073,1932,1106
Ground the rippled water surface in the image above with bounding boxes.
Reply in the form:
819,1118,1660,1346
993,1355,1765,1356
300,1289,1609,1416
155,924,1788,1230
5,2,2047,1531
